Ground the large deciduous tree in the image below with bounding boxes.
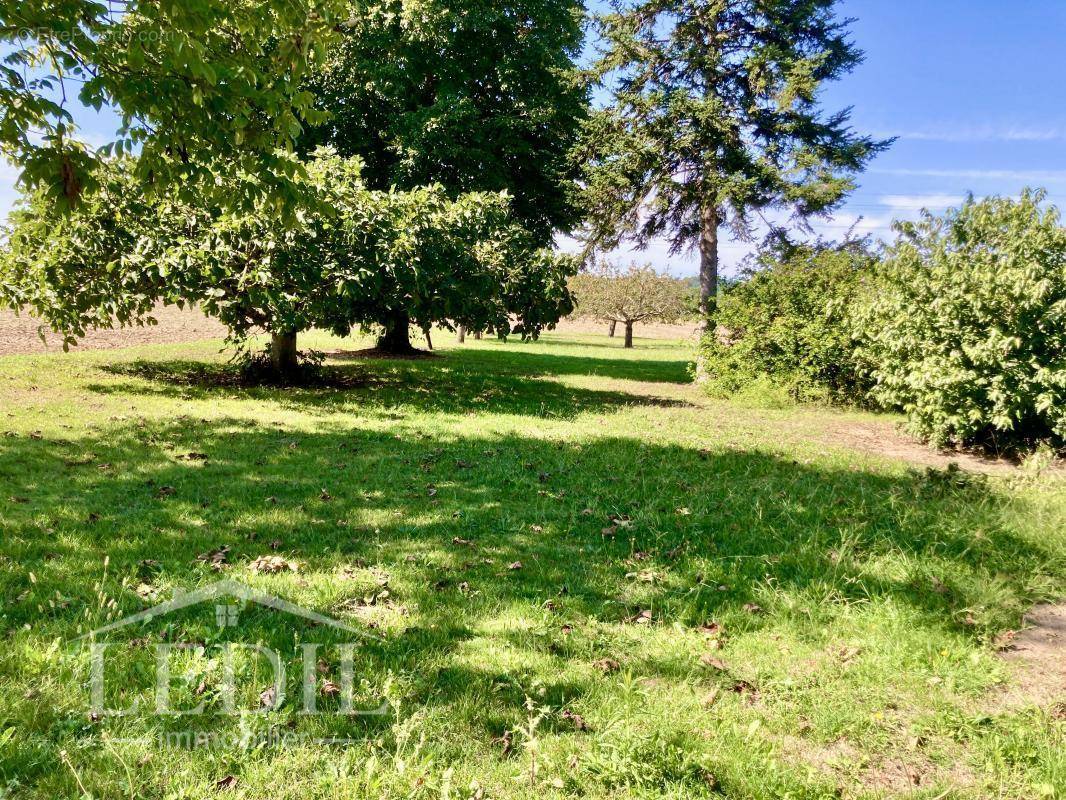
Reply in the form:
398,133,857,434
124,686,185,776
569,263,691,347
293,0,589,352
579,0,890,326
0,150,576,374
1,0,343,209
299,0,588,245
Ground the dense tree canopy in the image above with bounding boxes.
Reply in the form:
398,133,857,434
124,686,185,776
852,191,1066,450
699,239,875,403
569,263,691,347
299,0,588,245
1,0,344,210
579,0,890,323
0,150,576,372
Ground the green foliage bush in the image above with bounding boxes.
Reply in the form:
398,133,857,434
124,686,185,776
852,190,1066,450
0,149,576,356
698,242,874,404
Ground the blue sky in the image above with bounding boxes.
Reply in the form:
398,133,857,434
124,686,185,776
3,0,1066,278
576,0,1066,275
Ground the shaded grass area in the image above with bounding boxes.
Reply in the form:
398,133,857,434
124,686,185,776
0,331,1063,799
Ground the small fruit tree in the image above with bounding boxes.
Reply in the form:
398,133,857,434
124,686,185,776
0,150,576,375
569,264,692,347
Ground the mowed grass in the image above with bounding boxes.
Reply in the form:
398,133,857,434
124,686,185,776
0,330,1063,799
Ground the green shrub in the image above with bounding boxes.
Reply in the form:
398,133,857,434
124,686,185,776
852,190,1066,451
698,242,874,403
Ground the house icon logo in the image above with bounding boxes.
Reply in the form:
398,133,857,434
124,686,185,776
72,579,389,748
75,579,376,641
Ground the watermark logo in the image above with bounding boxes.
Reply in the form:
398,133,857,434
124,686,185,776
70,579,388,749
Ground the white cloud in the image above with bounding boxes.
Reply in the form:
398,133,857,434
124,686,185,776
875,124,1066,143
872,167,1066,184
879,194,965,211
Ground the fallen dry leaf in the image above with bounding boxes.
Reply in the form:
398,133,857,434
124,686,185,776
492,730,514,757
249,555,299,574
320,679,341,698
993,629,1017,651
700,655,728,671
215,775,238,791
592,658,620,673
259,686,277,709
508,561,523,571
561,708,588,731
196,545,231,570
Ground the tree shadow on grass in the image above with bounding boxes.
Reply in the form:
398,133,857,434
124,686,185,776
0,417,1059,759
92,352,695,419
428,342,696,385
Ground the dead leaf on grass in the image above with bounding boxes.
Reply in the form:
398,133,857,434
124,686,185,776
249,555,299,574
196,545,231,570
700,655,728,671
215,775,238,791
561,709,588,731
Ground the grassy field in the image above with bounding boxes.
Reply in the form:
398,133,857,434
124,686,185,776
0,331,1063,799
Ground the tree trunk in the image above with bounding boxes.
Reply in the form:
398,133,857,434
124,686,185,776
699,203,720,329
457,325,466,344
424,327,433,351
608,320,617,338
624,321,634,349
474,330,482,340
271,331,298,375
378,310,414,354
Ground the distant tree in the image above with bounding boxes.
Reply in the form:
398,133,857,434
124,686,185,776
579,0,890,327
0,150,576,375
1,0,343,210
570,263,690,347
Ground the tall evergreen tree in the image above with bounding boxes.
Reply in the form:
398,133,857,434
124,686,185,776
580,0,891,324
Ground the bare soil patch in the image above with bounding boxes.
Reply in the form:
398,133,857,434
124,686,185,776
778,735,976,797
989,603,1066,713
816,418,1023,476
0,306,228,356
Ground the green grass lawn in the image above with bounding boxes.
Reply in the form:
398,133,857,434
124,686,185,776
0,331,1063,799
